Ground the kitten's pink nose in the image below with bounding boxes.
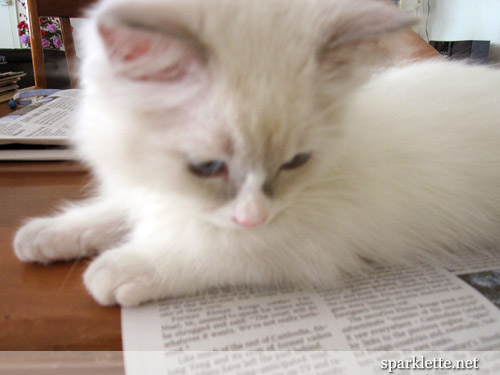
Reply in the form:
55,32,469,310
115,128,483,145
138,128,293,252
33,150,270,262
232,216,267,228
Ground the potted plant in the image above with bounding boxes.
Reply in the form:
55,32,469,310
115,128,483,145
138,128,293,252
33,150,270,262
17,1,64,50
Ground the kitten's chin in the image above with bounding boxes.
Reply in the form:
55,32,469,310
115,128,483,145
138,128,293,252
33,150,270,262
201,212,252,231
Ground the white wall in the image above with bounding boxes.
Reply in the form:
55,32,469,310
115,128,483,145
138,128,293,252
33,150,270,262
0,0,21,49
419,0,500,43
416,0,500,63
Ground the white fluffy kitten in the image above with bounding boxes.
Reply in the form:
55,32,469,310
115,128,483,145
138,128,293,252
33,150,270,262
14,0,500,306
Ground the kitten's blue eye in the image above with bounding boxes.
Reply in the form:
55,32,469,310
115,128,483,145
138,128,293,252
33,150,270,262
189,160,227,177
281,153,311,170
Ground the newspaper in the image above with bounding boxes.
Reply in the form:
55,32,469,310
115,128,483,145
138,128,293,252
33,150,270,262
122,247,500,374
0,89,80,160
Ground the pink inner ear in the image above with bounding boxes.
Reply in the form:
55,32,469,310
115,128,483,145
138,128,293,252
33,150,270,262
98,24,205,82
99,24,153,61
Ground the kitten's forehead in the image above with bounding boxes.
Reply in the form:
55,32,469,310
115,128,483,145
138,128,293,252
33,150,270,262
224,113,310,174
195,0,323,160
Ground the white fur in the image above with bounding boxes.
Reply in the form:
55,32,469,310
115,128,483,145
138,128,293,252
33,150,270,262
14,0,500,306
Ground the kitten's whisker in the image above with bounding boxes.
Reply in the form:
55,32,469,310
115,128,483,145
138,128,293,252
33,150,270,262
57,256,82,293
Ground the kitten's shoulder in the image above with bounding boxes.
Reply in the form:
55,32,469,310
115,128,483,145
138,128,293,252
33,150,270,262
374,60,500,92
349,60,500,111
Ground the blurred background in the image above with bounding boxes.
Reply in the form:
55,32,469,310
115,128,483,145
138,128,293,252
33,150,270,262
1,0,499,90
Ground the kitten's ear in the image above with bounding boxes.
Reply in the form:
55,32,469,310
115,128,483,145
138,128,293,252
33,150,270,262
320,2,418,53
97,22,207,82
316,1,418,93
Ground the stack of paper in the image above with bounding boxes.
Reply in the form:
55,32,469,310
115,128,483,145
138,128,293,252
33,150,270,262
0,89,80,160
0,72,27,103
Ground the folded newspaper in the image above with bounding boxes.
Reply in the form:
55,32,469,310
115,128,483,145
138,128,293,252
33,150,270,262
0,89,80,161
122,246,500,374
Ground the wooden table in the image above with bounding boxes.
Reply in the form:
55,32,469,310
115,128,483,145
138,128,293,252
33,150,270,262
0,95,123,355
0,162,123,351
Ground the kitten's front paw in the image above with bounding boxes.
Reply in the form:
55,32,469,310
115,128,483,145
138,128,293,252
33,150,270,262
83,249,157,306
14,217,93,263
